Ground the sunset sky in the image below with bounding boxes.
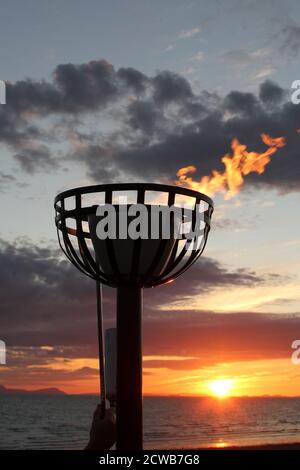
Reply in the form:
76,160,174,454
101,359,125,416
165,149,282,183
1,0,300,397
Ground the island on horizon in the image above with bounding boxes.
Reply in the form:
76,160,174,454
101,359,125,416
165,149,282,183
0,384,67,396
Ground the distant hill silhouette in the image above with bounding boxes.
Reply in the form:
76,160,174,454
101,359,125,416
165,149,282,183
0,384,66,395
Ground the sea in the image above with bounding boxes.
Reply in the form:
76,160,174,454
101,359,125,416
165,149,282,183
1,395,300,449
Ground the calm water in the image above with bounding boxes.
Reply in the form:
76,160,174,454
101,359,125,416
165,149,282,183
1,395,300,449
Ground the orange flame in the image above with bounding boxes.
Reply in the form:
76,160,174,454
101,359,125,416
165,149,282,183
176,133,286,199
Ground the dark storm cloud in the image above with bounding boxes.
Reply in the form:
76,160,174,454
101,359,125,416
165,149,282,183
0,239,278,348
1,58,300,190
1,60,132,175
126,100,161,135
224,91,260,116
54,60,120,112
66,70,298,191
6,80,62,114
5,60,121,115
100,115,228,182
0,239,99,346
14,145,57,173
3,59,160,117
117,67,149,94
0,104,44,151
68,141,120,181
104,83,300,192
143,257,270,308
0,60,196,174
259,80,286,106
152,71,193,105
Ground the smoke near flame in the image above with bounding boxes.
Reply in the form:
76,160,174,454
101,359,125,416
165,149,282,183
176,133,286,199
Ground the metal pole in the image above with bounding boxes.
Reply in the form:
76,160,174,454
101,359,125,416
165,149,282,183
96,281,106,418
116,285,143,450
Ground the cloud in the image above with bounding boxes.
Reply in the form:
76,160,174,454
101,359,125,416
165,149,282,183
144,257,273,309
14,145,57,173
221,48,272,68
164,44,175,52
280,24,300,57
1,58,300,193
0,239,100,346
221,47,276,81
189,51,205,62
4,60,130,117
259,80,286,106
143,309,300,367
252,67,275,80
152,71,193,105
126,99,162,135
0,171,15,192
102,82,300,193
3,307,300,380
0,364,99,387
0,238,280,348
0,238,296,387
116,67,149,94
178,27,200,39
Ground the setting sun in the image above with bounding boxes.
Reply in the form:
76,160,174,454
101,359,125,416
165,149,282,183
208,379,234,398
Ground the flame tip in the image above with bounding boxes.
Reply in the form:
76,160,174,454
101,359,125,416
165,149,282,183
177,133,286,199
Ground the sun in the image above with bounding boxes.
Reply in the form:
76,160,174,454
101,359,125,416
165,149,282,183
208,379,234,398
